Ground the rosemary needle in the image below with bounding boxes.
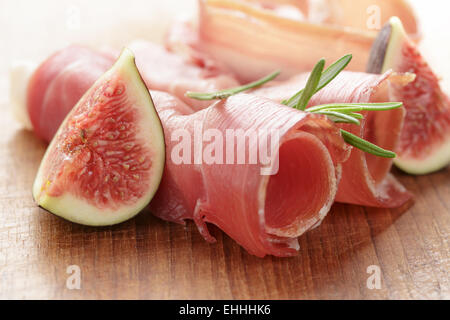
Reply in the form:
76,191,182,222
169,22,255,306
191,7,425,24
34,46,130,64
186,70,280,100
307,102,403,113
294,59,325,110
340,130,396,158
313,111,361,125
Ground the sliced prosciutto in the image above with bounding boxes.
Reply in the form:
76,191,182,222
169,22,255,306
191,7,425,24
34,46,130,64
26,43,239,142
27,46,115,142
253,71,413,207
192,0,376,83
24,43,412,211
149,92,349,257
23,46,350,257
169,0,418,84
278,0,418,37
128,40,239,109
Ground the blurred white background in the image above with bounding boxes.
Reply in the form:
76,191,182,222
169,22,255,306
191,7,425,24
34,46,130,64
1,0,450,102
0,0,197,105
1,0,197,62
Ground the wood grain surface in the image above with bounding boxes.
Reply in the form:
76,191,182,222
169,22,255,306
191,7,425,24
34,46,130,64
0,0,449,300
0,101,448,300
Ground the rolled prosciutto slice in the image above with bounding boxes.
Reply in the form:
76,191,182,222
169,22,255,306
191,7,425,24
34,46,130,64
128,40,239,109
22,47,350,256
185,0,417,84
150,92,349,257
27,46,115,142
194,0,376,82
253,71,413,207
26,43,239,142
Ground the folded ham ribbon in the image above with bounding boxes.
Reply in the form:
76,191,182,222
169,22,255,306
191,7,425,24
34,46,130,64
166,16,413,207
252,0,418,36
27,43,239,142
19,0,418,257
195,0,374,82
128,41,239,109
150,92,349,256
24,44,350,257
252,71,413,207
189,0,418,83
27,40,413,211
26,46,115,143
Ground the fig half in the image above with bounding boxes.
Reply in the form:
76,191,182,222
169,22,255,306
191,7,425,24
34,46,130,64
367,17,450,175
33,48,165,226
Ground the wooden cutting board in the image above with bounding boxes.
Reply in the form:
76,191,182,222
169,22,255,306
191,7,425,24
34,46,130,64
0,119,448,299
0,0,448,300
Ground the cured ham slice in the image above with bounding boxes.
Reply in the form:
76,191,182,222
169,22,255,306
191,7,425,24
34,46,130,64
276,0,418,37
149,92,349,257
195,0,376,82
167,19,412,207
128,40,239,109
24,49,350,257
26,43,239,142
253,71,413,207
24,43,412,211
170,0,418,84
27,46,115,142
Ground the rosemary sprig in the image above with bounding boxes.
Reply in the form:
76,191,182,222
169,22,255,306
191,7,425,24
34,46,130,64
186,70,280,100
280,56,400,158
184,54,402,158
282,54,352,108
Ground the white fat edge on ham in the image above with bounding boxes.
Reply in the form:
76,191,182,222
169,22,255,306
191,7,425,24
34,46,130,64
9,61,36,130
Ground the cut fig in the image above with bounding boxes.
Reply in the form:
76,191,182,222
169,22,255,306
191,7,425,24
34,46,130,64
32,48,165,226
367,17,450,175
